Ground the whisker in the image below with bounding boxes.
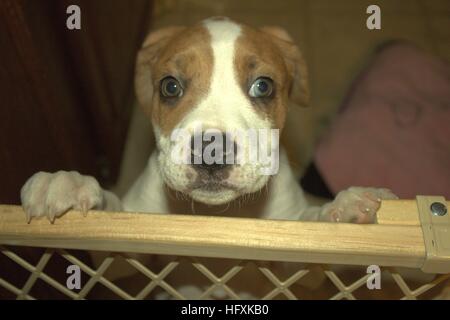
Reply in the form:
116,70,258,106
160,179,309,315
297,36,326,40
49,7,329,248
214,202,230,215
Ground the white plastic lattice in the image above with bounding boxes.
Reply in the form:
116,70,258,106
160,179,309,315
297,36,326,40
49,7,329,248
1,245,449,300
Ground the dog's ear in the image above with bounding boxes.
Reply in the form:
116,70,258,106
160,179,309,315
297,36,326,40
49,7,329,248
260,26,310,107
135,26,185,113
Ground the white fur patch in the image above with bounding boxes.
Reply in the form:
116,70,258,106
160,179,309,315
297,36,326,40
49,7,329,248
179,18,270,133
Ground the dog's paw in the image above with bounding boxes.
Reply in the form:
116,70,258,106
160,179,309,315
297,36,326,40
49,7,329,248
321,187,398,224
20,171,103,223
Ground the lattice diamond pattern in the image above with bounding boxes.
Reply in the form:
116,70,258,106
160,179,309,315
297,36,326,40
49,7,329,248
259,267,309,300
191,258,243,299
0,245,449,300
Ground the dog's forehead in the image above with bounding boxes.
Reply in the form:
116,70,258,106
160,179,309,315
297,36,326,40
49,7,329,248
156,19,283,76
159,25,210,61
203,18,241,46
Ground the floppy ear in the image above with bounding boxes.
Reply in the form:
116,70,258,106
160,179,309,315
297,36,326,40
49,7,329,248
260,26,310,107
135,26,185,113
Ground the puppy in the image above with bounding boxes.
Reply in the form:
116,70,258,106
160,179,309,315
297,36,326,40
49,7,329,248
20,17,397,298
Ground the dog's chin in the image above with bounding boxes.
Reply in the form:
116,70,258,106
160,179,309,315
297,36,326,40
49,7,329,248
190,189,238,205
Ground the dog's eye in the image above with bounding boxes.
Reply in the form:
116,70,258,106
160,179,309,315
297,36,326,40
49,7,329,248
161,77,183,98
248,77,273,98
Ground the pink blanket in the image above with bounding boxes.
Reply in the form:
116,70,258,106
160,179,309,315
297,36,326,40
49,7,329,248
315,42,450,199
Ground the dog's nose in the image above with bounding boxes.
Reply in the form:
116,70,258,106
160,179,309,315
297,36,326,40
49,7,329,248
190,132,236,172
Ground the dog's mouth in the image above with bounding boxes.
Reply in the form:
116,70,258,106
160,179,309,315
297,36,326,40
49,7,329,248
188,169,237,192
186,164,236,192
181,168,240,205
190,180,236,192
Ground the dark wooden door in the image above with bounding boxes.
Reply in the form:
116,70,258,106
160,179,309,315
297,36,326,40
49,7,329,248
0,0,153,204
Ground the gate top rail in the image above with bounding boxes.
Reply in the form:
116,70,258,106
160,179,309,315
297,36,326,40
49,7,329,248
0,197,449,273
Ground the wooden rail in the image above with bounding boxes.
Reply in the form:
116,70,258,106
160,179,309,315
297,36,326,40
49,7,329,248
1,200,444,269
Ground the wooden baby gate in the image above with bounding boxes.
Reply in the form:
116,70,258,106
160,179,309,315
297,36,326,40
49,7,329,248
0,196,449,300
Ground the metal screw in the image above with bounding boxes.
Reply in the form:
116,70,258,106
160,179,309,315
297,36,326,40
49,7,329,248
430,202,447,216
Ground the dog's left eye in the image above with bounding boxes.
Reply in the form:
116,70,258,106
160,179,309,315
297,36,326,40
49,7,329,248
160,76,183,98
249,77,273,98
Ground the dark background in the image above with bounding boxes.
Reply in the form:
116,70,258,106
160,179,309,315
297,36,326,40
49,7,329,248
0,0,153,204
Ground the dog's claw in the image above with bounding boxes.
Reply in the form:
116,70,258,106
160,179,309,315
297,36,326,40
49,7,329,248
25,208,31,224
47,208,56,224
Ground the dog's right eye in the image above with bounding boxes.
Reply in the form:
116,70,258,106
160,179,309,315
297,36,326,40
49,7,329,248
248,77,273,98
160,77,183,98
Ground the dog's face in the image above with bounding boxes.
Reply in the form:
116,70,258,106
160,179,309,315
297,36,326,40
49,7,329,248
135,17,308,205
